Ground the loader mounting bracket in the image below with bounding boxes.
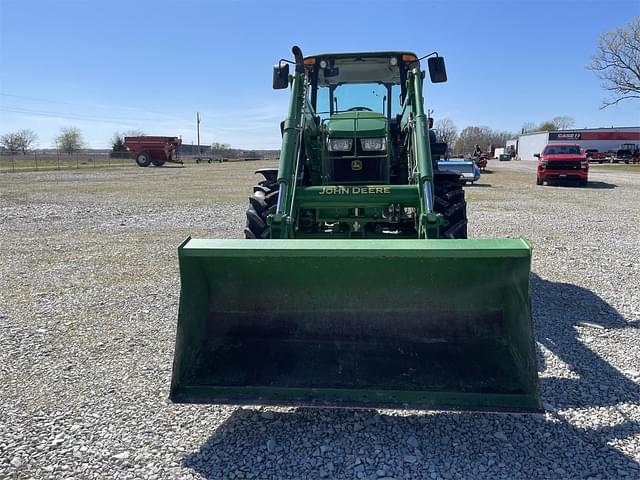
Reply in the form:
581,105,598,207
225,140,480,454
420,212,442,239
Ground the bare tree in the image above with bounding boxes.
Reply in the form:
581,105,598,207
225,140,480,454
211,142,231,150
18,129,37,153
552,116,575,130
538,121,557,132
434,118,458,148
521,122,536,134
55,127,83,154
453,126,515,156
1,132,22,154
587,17,640,108
0,129,38,154
123,129,145,137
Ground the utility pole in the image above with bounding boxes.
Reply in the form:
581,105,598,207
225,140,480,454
196,112,201,157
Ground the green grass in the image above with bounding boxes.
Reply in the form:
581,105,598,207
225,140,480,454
0,159,279,205
0,154,132,172
590,163,640,173
0,155,279,173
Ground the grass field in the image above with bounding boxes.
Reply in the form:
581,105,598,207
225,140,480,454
590,163,640,173
0,154,133,172
0,154,278,173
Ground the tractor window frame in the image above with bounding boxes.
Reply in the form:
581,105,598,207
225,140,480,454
307,59,410,115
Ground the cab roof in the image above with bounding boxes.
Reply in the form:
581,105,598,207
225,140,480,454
304,52,419,87
304,51,418,61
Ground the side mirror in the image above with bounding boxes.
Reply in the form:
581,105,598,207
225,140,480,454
534,153,540,158
273,63,289,90
427,56,447,83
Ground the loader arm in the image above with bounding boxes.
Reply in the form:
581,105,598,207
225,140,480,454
405,68,441,238
270,47,306,239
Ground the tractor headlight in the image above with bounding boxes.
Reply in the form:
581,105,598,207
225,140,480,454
328,138,353,152
360,138,386,152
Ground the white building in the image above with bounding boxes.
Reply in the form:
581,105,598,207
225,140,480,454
514,127,640,160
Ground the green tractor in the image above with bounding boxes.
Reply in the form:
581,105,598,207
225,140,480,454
170,47,541,412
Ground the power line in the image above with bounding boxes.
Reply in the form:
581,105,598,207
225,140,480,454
0,106,146,125
0,92,190,123
0,93,112,110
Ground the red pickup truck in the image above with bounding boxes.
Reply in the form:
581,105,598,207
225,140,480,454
535,143,588,186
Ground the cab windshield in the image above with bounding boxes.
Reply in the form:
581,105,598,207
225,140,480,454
544,145,581,155
310,54,407,120
316,83,401,119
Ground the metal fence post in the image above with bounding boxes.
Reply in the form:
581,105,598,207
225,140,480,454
57,148,60,170
34,152,38,170
76,153,79,169
12,155,15,173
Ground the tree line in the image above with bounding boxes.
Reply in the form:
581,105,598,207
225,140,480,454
432,116,575,157
2,118,573,158
0,126,236,156
0,127,84,154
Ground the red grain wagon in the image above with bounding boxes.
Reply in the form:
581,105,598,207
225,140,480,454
124,136,182,167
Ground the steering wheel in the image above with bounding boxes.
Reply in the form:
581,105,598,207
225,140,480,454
346,107,373,112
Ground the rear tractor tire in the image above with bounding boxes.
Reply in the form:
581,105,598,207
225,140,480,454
152,158,165,167
136,152,152,167
434,179,468,239
245,169,279,239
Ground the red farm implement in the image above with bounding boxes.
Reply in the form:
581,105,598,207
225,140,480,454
124,136,182,167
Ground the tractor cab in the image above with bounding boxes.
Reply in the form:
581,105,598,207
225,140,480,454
274,52,448,186
307,53,406,185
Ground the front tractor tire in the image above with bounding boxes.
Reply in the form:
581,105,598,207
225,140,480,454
245,169,279,239
136,152,152,167
536,177,544,185
434,178,468,239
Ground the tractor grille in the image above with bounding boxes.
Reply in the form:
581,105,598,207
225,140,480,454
545,161,581,170
331,158,384,183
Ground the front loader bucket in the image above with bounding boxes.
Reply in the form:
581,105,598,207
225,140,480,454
170,238,541,412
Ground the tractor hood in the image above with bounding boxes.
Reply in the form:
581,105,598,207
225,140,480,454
326,112,387,138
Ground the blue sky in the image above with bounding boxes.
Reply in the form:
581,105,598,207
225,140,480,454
0,0,638,149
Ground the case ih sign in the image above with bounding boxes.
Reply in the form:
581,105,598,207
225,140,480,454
549,130,640,141
549,132,581,140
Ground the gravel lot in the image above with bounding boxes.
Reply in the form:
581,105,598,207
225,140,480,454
1,161,639,479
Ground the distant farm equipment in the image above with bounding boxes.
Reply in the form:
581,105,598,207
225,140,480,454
615,144,639,164
439,159,482,184
124,136,182,167
585,149,609,163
